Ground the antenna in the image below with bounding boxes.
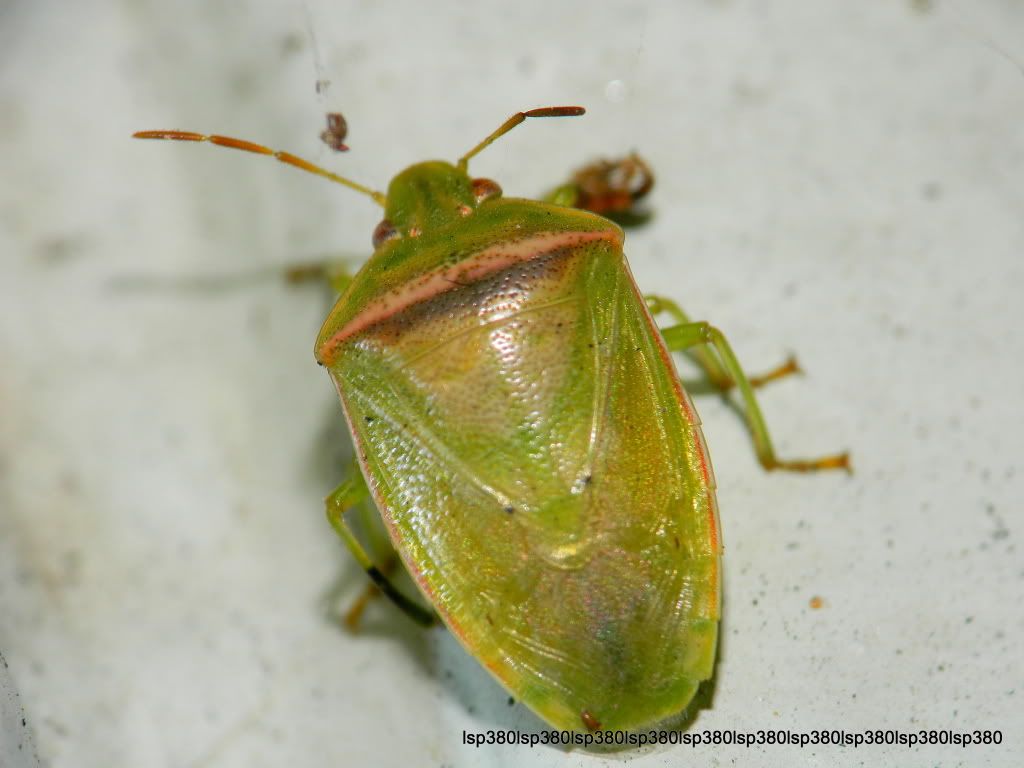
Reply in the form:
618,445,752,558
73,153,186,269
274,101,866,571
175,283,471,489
132,130,385,206
457,106,585,171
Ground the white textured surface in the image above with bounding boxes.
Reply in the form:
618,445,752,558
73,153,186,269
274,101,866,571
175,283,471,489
1,1,1022,766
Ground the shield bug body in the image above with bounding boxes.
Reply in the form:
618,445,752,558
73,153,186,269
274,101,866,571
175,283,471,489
135,108,848,734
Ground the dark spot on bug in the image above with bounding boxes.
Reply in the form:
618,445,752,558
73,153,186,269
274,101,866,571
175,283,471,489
584,474,593,485
471,177,502,203
581,710,601,731
507,697,515,706
364,416,374,424
373,219,400,249
504,505,514,514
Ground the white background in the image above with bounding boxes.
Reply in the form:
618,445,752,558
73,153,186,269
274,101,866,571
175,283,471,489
1,1,1021,766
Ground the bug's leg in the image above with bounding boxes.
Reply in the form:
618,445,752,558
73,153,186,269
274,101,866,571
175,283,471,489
284,260,354,294
646,295,801,391
660,321,851,473
342,552,400,630
325,471,437,627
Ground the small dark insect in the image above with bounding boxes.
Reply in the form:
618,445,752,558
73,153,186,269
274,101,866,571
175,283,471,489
320,112,349,152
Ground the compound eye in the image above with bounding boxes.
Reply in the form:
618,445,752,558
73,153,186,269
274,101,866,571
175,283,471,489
372,218,400,249
471,178,502,204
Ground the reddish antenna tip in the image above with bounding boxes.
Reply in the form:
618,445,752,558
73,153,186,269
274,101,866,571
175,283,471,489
523,106,585,118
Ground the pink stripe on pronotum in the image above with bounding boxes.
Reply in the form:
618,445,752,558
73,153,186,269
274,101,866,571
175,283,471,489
315,229,622,364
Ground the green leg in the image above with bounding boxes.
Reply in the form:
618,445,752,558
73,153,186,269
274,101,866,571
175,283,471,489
647,294,801,391
661,321,851,473
285,260,354,294
544,181,580,208
325,469,437,626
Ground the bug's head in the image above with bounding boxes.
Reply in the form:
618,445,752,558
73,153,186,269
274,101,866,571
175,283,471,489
372,106,584,249
371,162,503,248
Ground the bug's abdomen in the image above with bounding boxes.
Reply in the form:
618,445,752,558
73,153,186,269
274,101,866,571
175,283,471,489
331,239,720,731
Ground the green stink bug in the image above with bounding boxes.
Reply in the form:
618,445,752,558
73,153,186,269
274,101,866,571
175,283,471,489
134,107,848,734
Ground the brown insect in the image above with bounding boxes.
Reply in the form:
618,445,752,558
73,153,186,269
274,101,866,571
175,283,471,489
568,152,653,216
320,112,349,152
